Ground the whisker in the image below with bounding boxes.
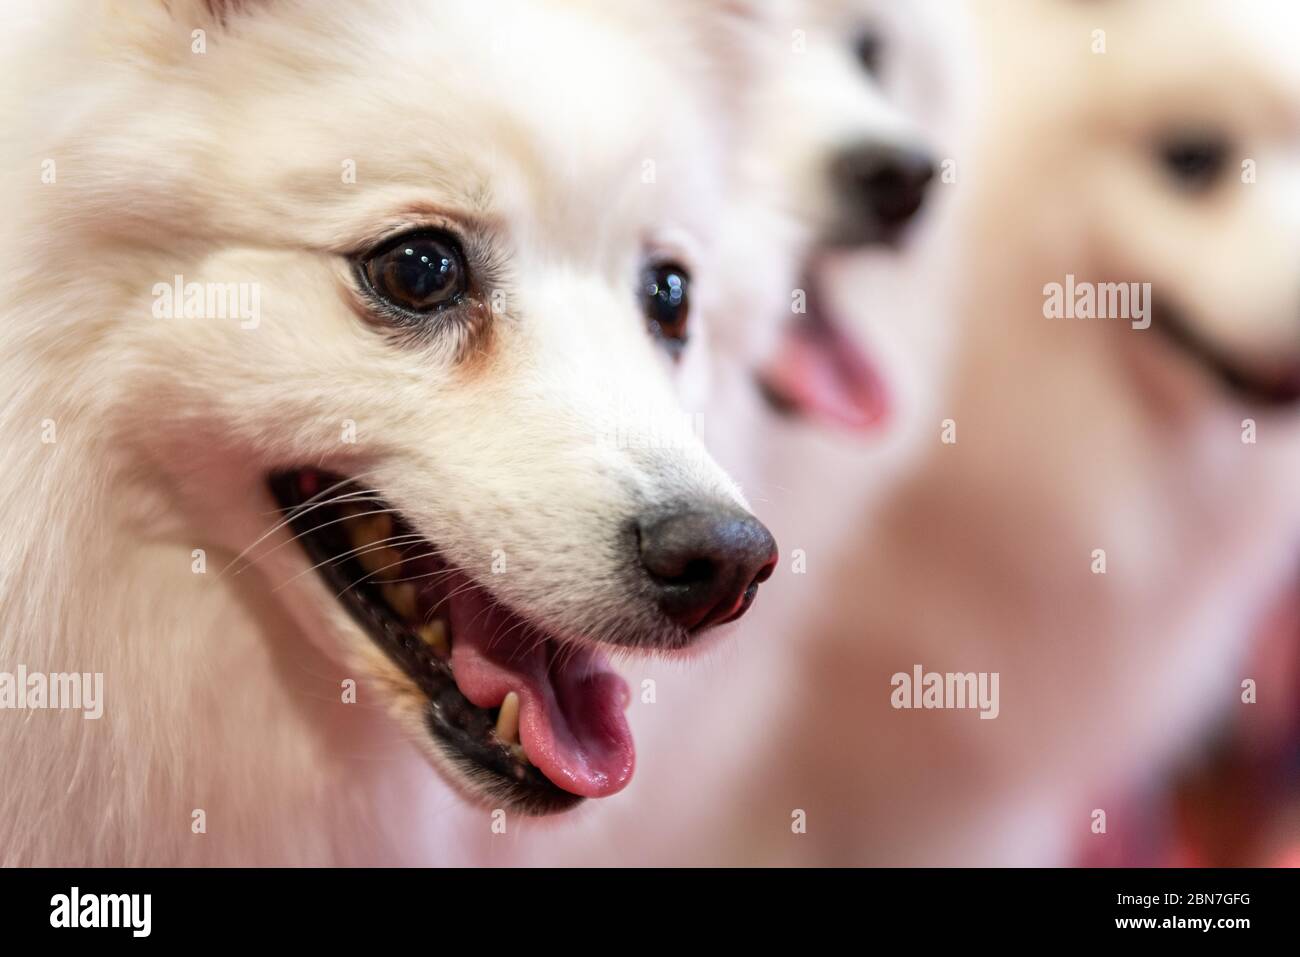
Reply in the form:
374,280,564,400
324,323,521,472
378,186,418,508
271,534,426,594
422,578,489,624
221,469,386,577
230,503,398,577
334,548,453,600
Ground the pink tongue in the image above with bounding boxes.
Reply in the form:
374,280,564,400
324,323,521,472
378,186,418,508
759,312,889,431
446,583,634,798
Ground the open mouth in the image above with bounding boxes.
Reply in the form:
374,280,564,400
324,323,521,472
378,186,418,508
268,468,634,815
756,264,890,431
1153,297,1300,407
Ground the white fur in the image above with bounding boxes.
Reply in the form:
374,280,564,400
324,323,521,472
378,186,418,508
0,0,753,863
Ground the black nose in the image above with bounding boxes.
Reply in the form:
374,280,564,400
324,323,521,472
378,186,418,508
638,507,778,633
829,142,935,245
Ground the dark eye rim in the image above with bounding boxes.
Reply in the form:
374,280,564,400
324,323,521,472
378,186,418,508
1157,133,1232,192
354,227,472,322
642,260,692,355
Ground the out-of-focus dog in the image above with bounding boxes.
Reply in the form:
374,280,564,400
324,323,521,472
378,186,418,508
803,0,1300,864
506,0,975,865
727,0,1298,865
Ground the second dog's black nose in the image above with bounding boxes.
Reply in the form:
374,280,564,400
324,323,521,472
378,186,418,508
830,142,935,244
638,508,778,632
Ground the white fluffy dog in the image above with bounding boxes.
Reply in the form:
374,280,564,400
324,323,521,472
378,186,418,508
0,0,782,864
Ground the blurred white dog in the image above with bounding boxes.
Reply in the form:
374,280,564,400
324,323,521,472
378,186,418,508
804,0,1300,864
505,0,976,866
728,0,1298,865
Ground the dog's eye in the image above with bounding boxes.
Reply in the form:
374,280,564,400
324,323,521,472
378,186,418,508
360,231,467,314
854,31,884,79
642,262,690,351
1159,135,1230,192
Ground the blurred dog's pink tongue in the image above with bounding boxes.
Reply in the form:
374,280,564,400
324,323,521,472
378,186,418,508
761,312,888,431
448,587,634,798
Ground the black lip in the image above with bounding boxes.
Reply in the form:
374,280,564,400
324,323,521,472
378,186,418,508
267,470,582,815
1153,298,1300,407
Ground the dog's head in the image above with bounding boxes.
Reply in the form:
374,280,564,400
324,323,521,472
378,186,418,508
1099,0,1300,407
713,0,956,434
26,0,776,812
983,0,1300,410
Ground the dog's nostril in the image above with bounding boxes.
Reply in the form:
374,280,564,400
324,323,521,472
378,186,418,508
638,507,778,634
676,557,716,586
831,142,936,241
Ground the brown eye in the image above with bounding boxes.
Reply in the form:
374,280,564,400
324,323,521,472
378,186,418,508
360,231,467,315
643,262,690,351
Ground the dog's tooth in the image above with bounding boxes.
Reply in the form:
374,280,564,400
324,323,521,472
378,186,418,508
417,619,450,658
349,512,393,548
358,545,402,580
369,513,393,541
510,743,530,766
495,691,520,746
382,582,417,620
346,516,373,548
345,507,400,580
